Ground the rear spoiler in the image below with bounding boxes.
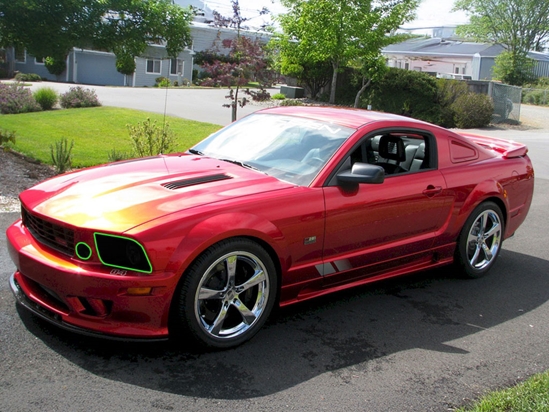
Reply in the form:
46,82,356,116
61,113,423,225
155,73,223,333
459,133,528,159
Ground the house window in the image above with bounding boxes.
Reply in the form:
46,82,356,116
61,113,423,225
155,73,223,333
35,56,45,65
170,58,183,75
15,49,26,63
404,62,409,70
455,67,460,74
146,59,161,74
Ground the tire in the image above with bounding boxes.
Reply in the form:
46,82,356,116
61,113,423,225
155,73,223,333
455,201,504,278
171,238,277,349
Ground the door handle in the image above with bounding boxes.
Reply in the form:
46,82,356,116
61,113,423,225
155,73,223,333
422,185,442,197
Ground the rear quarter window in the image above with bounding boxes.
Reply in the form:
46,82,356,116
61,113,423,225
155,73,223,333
450,140,479,163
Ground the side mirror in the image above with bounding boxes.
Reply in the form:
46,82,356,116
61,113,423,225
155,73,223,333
337,163,385,185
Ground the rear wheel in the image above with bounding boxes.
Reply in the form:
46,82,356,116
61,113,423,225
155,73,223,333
455,202,504,278
172,238,277,349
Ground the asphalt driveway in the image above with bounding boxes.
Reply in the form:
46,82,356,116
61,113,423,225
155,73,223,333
28,82,274,126
1,87,549,411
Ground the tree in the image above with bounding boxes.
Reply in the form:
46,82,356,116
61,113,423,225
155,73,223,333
200,36,270,122
492,51,536,86
454,0,549,85
0,0,105,77
368,68,441,123
275,0,418,104
0,0,192,78
94,0,192,80
268,37,333,99
351,53,388,108
211,0,271,32
198,0,273,122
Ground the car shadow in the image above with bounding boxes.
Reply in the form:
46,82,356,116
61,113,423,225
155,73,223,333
17,249,549,399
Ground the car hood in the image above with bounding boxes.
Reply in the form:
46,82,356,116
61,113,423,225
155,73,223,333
20,154,294,232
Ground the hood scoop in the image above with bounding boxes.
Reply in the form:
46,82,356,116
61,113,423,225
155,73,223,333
162,174,233,190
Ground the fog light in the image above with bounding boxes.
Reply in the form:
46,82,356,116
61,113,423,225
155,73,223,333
75,242,92,260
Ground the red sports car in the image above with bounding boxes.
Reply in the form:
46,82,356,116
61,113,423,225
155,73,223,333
7,106,534,348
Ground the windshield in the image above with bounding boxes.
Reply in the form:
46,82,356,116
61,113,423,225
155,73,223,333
191,113,354,186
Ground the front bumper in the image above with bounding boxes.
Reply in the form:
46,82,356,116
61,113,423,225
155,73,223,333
7,219,176,341
10,273,166,342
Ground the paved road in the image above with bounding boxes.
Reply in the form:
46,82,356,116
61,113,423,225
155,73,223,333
1,91,549,411
28,82,273,126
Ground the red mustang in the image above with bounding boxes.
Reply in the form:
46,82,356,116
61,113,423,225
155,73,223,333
7,106,534,348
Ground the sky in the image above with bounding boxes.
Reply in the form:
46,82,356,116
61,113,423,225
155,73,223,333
180,0,470,29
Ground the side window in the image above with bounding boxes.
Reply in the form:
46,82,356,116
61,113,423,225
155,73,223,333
146,59,161,74
15,49,26,63
333,131,435,182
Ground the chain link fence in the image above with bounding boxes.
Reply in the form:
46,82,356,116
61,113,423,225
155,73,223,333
489,82,522,123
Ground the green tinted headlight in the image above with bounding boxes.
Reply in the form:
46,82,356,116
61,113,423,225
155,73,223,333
94,233,152,274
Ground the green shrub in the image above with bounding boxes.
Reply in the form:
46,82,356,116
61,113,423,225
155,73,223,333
154,77,171,87
59,86,101,108
44,56,66,76
50,138,74,174
0,82,42,114
437,79,470,127
0,128,16,151
107,149,130,162
451,92,494,128
115,54,136,75
367,68,441,124
522,89,549,105
272,93,286,100
14,73,42,82
279,99,304,106
127,118,176,157
34,87,59,110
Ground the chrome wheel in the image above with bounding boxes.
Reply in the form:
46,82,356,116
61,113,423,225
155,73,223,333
194,251,270,340
173,238,277,349
465,209,502,270
457,202,504,278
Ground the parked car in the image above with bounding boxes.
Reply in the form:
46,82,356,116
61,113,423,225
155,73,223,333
7,106,534,349
436,73,472,80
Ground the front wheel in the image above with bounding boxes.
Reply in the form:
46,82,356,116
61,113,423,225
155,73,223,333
171,238,277,349
455,201,504,278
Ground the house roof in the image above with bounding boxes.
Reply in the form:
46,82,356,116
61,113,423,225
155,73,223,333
383,38,505,58
529,51,549,62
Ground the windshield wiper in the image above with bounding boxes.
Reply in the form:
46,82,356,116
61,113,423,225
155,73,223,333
219,158,260,171
188,149,203,155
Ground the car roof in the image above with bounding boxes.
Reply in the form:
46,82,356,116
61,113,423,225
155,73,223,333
255,106,420,129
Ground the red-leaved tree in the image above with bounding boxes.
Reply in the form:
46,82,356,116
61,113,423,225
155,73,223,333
200,36,271,122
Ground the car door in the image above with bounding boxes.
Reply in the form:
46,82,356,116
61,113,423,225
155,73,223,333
320,130,453,285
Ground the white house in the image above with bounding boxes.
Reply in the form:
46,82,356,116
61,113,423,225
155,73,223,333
383,33,549,80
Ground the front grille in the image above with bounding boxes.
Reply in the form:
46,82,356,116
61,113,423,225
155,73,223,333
22,207,75,256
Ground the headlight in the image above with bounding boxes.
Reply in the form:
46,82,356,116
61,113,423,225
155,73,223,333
93,233,152,274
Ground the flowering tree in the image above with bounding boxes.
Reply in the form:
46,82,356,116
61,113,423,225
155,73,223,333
200,36,271,122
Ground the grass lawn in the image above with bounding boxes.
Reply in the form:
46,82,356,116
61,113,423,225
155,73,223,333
457,371,549,411
0,107,221,168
